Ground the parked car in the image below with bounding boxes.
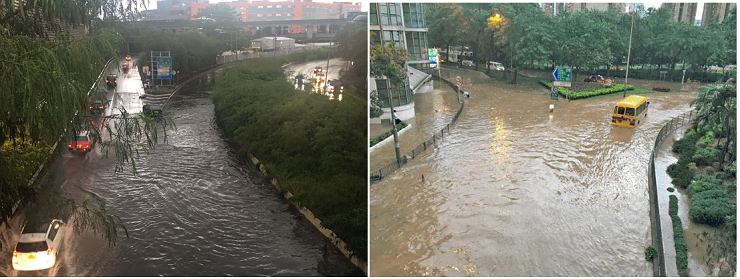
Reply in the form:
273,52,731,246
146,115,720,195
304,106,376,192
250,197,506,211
584,75,605,82
89,100,105,115
68,131,93,152
12,219,65,271
462,60,475,67
105,75,117,88
488,61,505,71
143,103,162,116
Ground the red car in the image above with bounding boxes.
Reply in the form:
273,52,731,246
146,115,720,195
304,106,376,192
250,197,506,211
584,75,605,82
68,131,93,152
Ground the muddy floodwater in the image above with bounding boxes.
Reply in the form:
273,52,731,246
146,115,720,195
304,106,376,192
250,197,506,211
370,68,699,276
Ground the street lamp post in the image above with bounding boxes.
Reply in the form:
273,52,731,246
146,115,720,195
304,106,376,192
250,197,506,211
623,7,635,97
325,25,333,95
376,3,402,166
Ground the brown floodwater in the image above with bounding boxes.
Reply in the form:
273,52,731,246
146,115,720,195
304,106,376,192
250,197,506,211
370,68,699,276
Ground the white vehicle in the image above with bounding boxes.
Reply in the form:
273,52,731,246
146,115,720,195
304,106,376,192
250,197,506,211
13,219,65,271
488,61,505,71
462,60,475,67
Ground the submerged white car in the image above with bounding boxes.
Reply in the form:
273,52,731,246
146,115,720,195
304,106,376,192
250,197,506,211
13,219,65,271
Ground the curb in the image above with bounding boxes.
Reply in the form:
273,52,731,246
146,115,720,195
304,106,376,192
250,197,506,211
248,154,368,275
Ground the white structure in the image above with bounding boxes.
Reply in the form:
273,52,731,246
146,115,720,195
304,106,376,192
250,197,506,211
250,37,295,51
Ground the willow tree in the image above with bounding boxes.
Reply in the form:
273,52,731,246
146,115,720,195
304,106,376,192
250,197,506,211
0,0,174,246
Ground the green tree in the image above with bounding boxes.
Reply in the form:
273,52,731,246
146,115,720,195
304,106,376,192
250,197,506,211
692,78,737,168
426,3,466,63
194,3,240,24
0,0,171,245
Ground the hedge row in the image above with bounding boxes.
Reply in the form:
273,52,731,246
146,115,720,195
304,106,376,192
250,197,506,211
211,53,367,262
369,121,408,147
667,125,736,227
527,64,731,83
539,80,637,100
669,194,689,277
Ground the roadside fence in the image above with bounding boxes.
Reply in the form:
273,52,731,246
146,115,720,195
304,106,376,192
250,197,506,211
647,109,695,277
370,73,465,185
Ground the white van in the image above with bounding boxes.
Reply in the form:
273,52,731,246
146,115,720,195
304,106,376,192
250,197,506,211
488,61,505,71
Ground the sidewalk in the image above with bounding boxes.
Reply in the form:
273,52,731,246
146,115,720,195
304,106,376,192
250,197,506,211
369,79,460,172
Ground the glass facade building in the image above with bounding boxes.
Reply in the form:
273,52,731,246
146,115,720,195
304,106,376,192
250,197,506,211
370,3,429,108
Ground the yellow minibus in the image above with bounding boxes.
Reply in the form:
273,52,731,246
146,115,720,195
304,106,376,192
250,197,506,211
612,95,649,128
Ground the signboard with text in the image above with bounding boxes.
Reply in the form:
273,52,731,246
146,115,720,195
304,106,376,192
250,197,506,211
552,66,572,87
428,49,439,70
157,57,172,79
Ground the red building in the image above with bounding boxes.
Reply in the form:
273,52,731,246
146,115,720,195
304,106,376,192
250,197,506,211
191,1,361,22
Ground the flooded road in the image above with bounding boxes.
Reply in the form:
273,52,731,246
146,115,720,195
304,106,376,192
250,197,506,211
3,65,362,276
370,68,698,276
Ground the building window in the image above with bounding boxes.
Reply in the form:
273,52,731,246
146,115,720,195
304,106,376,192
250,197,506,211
257,14,262,17
267,5,272,8
370,3,403,26
277,5,282,8
277,14,281,16
403,3,426,28
258,6,263,9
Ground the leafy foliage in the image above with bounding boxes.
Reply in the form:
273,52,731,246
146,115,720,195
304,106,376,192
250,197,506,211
644,245,658,261
539,80,635,99
211,54,367,261
427,4,736,83
194,3,240,23
369,121,408,147
1,0,175,247
668,195,688,276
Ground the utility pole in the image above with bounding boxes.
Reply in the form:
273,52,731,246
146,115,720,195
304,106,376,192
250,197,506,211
623,7,635,97
376,3,402,166
325,24,333,95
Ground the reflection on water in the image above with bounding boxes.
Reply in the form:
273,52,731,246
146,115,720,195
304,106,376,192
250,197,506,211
10,72,362,277
370,68,698,276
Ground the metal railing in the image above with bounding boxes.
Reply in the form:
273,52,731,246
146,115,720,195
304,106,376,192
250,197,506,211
647,109,695,277
370,73,464,184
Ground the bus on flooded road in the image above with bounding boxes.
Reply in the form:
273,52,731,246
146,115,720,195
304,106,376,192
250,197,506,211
612,95,649,128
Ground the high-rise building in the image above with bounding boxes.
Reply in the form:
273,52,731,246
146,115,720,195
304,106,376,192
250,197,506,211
191,1,362,22
629,3,647,17
543,3,555,16
701,3,737,27
561,3,626,14
369,3,432,123
662,3,698,24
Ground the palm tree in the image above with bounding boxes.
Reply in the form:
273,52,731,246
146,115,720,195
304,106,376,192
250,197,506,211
691,78,737,169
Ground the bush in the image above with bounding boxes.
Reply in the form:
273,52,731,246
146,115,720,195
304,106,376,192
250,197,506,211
669,195,679,216
690,189,735,226
538,80,636,99
672,214,689,275
645,246,658,261
667,162,694,189
369,122,408,147
672,129,699,155
668,194,689,276
688,174,721,194
697,131,714,149
693,147,721,166
667,187,675,192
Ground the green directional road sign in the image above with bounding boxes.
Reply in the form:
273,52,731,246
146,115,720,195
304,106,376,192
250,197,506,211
552,66,572,82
